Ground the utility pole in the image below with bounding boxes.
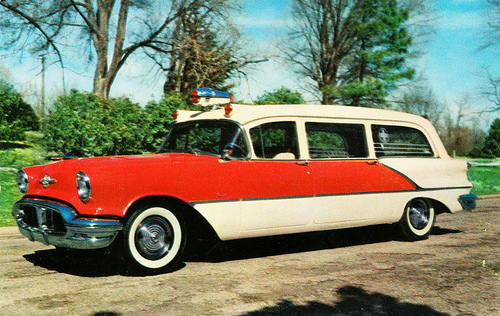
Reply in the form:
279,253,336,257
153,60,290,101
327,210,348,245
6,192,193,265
41,56,45,123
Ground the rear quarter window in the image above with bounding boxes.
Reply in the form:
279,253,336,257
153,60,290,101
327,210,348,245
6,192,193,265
372,125,434,157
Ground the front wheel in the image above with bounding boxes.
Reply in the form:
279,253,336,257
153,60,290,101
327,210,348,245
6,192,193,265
122,206,186,273
397,198,435,241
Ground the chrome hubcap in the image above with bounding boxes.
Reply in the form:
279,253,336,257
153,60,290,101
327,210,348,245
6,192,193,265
135,216,173,260
408,200,430,230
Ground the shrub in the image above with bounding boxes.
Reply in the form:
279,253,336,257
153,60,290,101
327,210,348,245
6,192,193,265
44,90,149,157
0,80,40,141
0,125,25,141
143,92,195,152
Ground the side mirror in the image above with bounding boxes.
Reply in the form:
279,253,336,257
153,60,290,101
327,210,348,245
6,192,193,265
221,148,233,161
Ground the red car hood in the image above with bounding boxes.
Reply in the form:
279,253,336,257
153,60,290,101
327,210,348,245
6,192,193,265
21,153,223,217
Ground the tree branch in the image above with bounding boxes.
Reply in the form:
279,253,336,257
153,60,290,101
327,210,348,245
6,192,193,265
0,0,66,88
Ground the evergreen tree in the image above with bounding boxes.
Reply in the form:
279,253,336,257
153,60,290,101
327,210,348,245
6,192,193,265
288,0,414,107
339,0,414,107
481,118,500,158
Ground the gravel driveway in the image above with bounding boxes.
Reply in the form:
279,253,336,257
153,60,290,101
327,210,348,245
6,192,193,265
0,197,498,315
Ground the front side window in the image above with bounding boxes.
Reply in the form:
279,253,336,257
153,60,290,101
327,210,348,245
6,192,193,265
306,122,368,159
158,120,249,158
372,125,433,157
250,122,299,159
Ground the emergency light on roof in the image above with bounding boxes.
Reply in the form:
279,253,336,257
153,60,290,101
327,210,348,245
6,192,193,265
190,88,233,107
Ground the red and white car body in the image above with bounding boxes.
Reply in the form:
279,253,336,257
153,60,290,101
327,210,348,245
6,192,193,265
13,89,476,273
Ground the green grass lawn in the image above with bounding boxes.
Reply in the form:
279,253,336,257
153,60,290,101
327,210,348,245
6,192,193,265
468,164,500,196
0,135,499,227
0,169,22,226
0,132,49,226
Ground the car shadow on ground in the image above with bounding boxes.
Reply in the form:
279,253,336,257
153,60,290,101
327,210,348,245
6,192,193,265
23,245,188,277
23,247,128,277
189,224,461,263
239,285,450,316
22,224,461,277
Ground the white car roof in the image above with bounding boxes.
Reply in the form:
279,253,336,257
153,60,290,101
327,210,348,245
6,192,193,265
177,104,433,127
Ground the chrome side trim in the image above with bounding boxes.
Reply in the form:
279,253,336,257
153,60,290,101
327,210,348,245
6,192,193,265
12,199,122,250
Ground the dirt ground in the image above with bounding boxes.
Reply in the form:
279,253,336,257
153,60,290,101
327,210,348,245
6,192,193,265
0,197,498,316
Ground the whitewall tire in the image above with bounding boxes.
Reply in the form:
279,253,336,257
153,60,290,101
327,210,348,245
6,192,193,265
123,206,186,273
397,198,435,241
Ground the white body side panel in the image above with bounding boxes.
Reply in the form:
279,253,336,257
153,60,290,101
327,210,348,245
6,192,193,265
193,186,469,241
379,158,472,189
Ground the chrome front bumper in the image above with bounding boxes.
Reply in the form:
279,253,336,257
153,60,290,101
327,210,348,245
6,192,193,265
12,199,123,250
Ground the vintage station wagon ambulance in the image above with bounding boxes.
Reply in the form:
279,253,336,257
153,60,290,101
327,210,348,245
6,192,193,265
13,88,477,273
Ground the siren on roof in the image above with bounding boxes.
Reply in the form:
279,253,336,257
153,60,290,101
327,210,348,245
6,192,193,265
190,88,233,107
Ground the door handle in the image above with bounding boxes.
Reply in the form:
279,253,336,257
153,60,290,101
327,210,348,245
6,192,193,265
366,160,378,165
296,161,309,166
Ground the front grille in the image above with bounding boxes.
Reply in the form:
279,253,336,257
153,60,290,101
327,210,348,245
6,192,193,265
16,203,67,234
22,205,39,227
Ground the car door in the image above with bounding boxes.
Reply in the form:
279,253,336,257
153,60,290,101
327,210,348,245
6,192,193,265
237,121,316,234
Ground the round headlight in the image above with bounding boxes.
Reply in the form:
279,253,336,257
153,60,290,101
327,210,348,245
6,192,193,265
17,170,29,194
76,171,91,201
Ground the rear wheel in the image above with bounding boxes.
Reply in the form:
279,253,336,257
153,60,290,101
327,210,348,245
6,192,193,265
397,198,435,241
122,206,186,273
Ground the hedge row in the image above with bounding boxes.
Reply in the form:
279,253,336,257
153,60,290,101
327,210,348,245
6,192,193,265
43,90,195,157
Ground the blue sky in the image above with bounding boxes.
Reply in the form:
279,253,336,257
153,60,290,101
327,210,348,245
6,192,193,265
3,0,499,124
421,0,497,101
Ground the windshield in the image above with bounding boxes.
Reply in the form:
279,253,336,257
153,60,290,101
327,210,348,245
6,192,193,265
158,120,249,158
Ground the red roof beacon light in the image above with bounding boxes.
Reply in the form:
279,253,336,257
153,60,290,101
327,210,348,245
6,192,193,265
190,90,200,104
190,88,233,108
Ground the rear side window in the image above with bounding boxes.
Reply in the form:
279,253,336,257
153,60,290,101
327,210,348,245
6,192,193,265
306,122,368,159
250,122,299,159
372,125,433,157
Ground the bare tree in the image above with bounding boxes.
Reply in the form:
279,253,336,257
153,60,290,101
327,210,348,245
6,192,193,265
395,80,486,155
482,71,500,112
141,0,268,95
441,95,486,156
0,0,213,98
482,0,500,49
395,83,446,129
